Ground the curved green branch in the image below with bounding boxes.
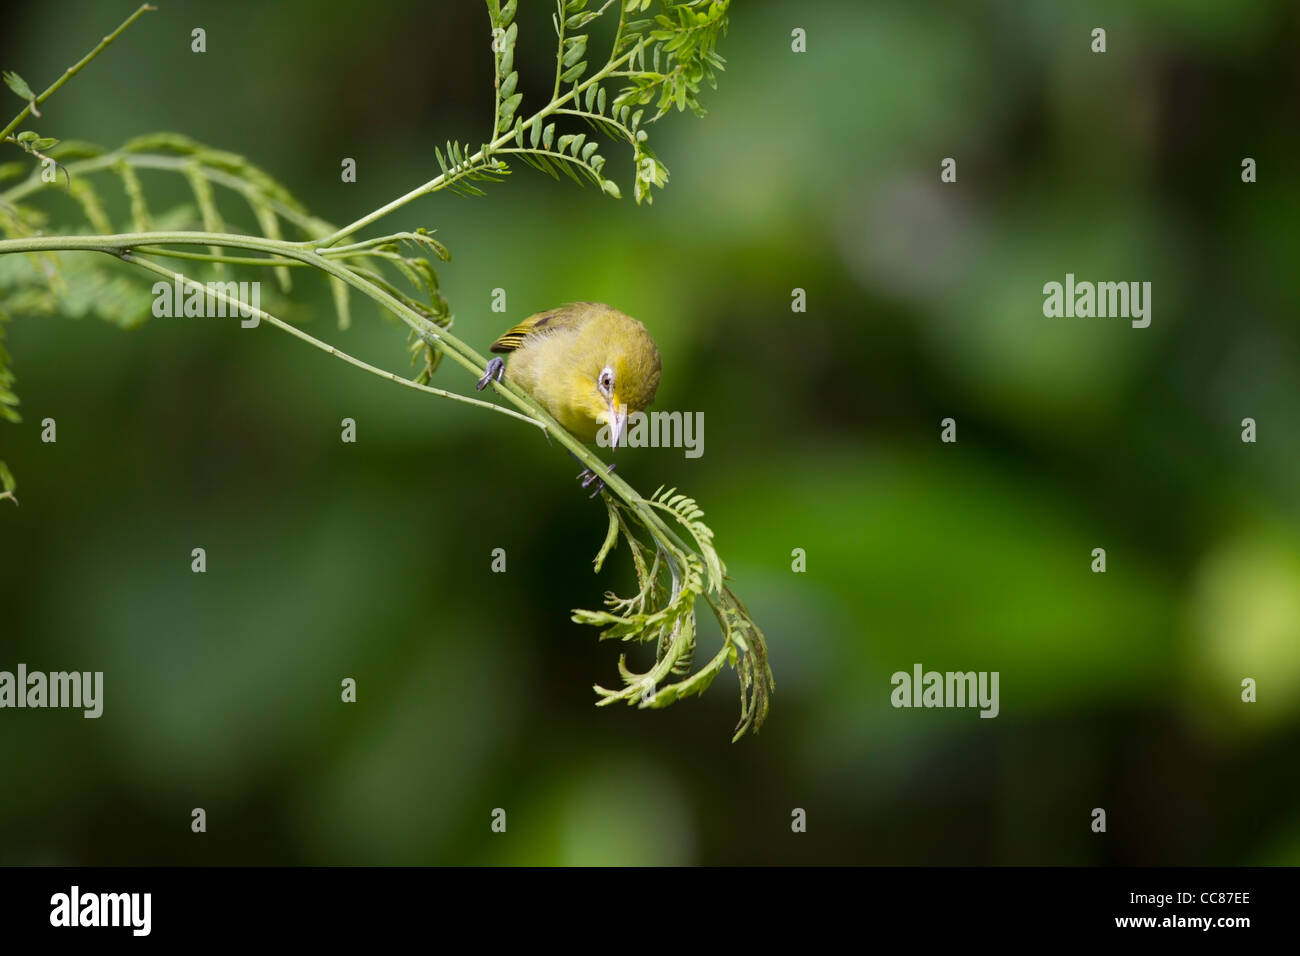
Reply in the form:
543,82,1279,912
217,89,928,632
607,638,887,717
0,0,771,739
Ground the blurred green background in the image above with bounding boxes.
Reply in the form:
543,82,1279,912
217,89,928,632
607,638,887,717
1,0,1298,865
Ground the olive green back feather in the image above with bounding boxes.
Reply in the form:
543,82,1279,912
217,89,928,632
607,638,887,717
488,302,598,353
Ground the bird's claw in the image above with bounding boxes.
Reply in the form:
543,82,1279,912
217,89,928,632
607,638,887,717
576,462,616,498
476,357,505,391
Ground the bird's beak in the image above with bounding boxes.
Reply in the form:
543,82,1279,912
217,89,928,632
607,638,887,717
607,401,627,450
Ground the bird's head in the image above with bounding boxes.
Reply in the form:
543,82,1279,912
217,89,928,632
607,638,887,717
583,339,661,449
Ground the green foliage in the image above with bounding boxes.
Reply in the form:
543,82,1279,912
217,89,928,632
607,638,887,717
0,0,770,739
2,130,66,189
2,71,38,114
580,486,773,740
0,132,457,397
0,248,157,329
614,0,728,118
483,0,730,204
433,139,510,197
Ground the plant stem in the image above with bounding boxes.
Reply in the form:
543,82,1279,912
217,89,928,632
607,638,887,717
7,228,690,551
135,248,308,268
316,233,444,257
552,0,567,101
0,229,676,534
0,0,763,736
117,251,546,430
0,4,156,143
307,39,643,247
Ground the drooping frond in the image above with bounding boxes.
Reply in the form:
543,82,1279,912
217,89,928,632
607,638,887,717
575,483,774,740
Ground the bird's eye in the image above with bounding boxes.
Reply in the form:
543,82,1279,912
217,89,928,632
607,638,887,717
598,366,614,395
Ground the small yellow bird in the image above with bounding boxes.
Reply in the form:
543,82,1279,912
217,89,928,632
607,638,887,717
476,302,662,450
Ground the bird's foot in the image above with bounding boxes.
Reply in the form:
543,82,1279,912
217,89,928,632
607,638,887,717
576,462,616,498
475,357,505,391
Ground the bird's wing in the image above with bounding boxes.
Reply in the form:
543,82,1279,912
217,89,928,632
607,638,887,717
488,309,564,353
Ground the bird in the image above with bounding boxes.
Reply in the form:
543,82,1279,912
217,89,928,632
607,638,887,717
476,302,662,452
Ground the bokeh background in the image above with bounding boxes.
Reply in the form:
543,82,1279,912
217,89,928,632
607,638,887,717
1,0,1297,865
